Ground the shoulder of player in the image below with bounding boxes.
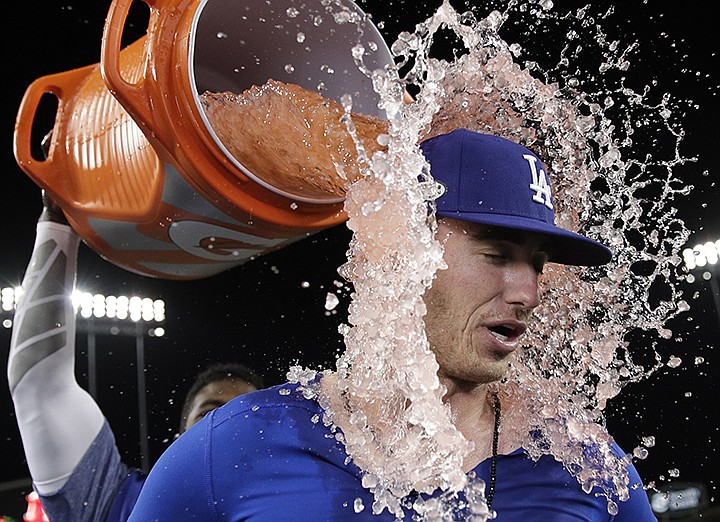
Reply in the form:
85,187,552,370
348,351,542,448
209,381,325,428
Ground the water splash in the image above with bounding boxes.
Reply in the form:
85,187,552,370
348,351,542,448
289,0,692,518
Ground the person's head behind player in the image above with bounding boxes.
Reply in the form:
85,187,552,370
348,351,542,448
179,362,265,433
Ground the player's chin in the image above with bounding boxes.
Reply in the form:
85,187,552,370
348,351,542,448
456,360,510,385
483,364,511,384
485,351,516,378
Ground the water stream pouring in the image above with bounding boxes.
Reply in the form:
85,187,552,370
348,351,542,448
14,0,392,279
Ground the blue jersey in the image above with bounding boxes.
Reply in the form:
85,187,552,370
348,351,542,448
38,421,146,522
128,384,657,521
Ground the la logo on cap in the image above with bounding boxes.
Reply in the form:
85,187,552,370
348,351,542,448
523,154,553,210
421,129,613,266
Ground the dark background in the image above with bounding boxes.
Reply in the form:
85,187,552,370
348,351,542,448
1,0,718,519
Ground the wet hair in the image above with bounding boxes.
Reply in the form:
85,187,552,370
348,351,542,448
179,362,265,433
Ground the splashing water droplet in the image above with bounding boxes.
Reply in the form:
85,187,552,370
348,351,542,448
334,11,352,24
353,498,365,513
667,356,682,368
325,293,340,311
607,500,619,516
633,447,649,459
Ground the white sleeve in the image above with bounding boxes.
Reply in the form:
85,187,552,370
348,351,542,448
7,222,105,495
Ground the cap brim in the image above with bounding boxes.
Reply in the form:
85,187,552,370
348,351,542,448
436,211,612,266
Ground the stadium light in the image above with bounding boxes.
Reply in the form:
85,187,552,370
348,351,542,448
683,237,720,327
1,287,165,331
682,239,720,277
71,291,166,323
1,286,22,313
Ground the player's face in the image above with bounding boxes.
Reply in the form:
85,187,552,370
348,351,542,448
185,379,257,429
423,218,547,385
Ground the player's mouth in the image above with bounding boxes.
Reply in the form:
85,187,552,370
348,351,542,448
485,320,526,350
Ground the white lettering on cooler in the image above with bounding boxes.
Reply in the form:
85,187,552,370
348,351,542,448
86,162,306,278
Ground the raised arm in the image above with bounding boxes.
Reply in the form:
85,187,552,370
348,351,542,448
7,195,135,521
8,195,106,494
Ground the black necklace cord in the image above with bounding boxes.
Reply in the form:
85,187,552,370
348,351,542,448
486,393,501,510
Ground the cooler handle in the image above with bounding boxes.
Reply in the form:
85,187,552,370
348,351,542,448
13,66,95,209
101,0,155,130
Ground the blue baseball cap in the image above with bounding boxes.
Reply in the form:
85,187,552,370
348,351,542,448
420,129,612,266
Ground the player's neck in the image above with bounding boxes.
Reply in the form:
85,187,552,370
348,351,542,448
440,375,492,424
441,377,506,471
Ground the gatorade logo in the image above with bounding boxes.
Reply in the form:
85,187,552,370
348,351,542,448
523,154,554,210
169,221,288,261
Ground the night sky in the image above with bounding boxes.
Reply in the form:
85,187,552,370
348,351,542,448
1,0,718,518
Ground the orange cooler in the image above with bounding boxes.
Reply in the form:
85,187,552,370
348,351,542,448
14,0,392,279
